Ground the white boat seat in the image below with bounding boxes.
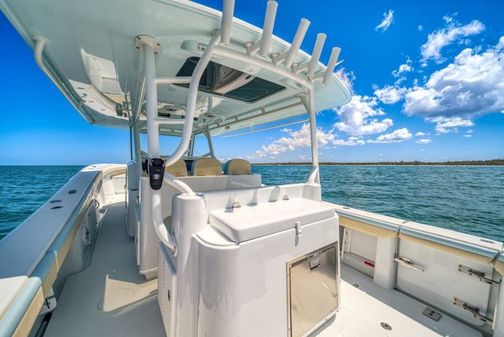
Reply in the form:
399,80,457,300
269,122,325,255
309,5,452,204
209,198,335,243
165,159,187,177
224,159,251,175
191,158,222,176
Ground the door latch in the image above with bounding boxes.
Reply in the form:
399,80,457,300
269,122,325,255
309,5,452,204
394,256,424,272
294,221,302,245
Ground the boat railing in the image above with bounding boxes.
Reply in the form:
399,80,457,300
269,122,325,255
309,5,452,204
32,36,95,124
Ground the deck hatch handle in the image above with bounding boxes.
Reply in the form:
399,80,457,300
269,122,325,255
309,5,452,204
394,256,424,272
458,264,500,285
453,297,493,323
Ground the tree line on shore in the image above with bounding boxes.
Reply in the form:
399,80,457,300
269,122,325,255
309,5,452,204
254,159,504,166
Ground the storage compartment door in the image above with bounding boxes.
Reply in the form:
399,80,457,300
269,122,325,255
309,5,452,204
341,228,376,277
288,243,339,337
396,238,494,327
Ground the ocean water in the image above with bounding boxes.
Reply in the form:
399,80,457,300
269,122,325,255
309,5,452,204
254,165,504,242
0,166,83,239
0,165,503,242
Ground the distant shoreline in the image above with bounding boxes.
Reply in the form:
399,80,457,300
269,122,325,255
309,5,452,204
253,159,504,166
1,159,503,167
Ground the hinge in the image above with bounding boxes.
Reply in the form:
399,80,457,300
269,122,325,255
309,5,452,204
294,221,302,245
39,295,57,315
394,256,424,272
453,297,493,323
458,264,500,285
342,228,352,255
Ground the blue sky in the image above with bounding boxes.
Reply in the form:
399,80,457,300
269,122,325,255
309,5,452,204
1,0,504,165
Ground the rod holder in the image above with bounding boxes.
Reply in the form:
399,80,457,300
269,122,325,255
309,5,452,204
286,18,310,67
259,0,278,57
221,0,235,45
247,1,278,56
275,18,310,67
323,47,340,84
308,33,326,79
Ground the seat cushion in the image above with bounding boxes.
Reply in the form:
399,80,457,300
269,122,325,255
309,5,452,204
224,159,251,175
191,158,222,176
165,159,187,177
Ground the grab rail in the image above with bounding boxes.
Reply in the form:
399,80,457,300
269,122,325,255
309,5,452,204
33,36,95,124
163,173,193,195
140,30,221,255
163,31,220,169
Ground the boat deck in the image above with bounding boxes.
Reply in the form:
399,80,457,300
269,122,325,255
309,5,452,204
319,264,482,337
44,201,164,337
45,201,481,337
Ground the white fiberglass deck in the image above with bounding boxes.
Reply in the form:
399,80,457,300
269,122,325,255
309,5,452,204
45,201,164,337
45,201,480,337
319,264,482,337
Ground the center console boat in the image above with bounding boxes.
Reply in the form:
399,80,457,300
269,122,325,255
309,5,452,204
1,1,503,336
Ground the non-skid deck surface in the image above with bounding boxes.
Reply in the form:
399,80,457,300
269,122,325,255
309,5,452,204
45,201,164,337
316,264,482,337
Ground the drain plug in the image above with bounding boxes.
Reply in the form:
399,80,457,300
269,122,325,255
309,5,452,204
380,322,392,331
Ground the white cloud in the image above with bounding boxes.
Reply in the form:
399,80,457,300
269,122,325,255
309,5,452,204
333,137,366,147
416,138,432,144
404,38,504,119
415,131,427,137
497,36,504,50
333,95,393,136
427,116,474,133
368,128,412,144
418,25,424,32
254,123,335,158
253,124,369,158
335,68,356,92
463,134,473,138
392,58,413,78
374,85,407,104
420,18,485,63
443,15,456,24
376,10,394,32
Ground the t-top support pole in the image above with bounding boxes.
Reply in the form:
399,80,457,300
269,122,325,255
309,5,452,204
301,90,320,184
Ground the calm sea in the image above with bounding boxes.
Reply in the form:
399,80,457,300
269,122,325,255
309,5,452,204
0,166,84,239
1,165,503,242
